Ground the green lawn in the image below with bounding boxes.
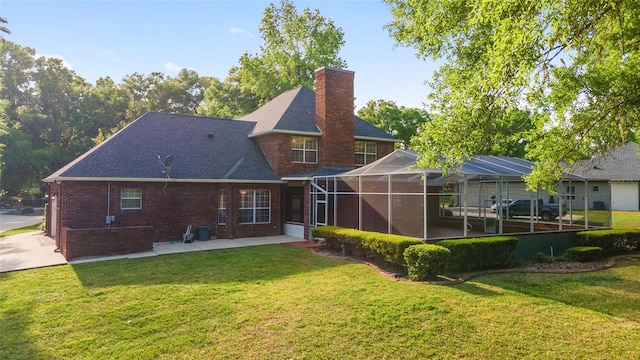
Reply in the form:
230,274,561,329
612,210,640,230
0,222,43,237
1,243,639,359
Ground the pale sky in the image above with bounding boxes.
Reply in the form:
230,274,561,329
1,0,441,110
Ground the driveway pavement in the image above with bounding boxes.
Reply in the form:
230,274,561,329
0,212,45,232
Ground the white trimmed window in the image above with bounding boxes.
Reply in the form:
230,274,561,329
239,189,271,224
121,188,142,210
218,189,227,225
355,141,377,166
291,137,317,163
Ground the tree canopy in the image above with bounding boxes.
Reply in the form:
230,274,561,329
200,0,346,117
357,100,430,147
384,0,640,191
0,40,208,196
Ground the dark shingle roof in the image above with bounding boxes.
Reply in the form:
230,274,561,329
238,86,397,141
569,142,640,182
45,112,281,182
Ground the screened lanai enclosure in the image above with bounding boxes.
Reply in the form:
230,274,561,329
311,150,611,240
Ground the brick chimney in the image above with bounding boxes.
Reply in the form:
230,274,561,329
315,67,355,168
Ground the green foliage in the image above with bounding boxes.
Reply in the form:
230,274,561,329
357,99,430,147
384,0,640,191
237,0,345,105
437,236,518,272
312,226,423,266
0,40,210,195
565,246,604,262
404,244,450,281
576,229,640,254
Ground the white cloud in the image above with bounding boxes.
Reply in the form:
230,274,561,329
35,53,74,70
164,61,182,73
229,26,253,37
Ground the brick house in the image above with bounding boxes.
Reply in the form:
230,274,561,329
43,67,397,259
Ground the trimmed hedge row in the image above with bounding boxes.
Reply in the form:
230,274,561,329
576,229,640,255
404,244,451,281
312,226,423,266
436,236,519,272
565,246,603,262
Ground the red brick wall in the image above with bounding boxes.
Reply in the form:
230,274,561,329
57,181,283,245
376,141,395,159
316,67,355,168
257,134,321,177
59,226,155,260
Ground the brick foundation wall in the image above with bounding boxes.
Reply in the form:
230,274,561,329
59,226,155,260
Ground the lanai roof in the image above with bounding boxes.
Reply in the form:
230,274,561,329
339,149,590,183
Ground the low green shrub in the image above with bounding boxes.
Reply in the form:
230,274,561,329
437,236,518,272
576,229,640,254
565,246,603,262
534,252,554,263
404,244,451,281
312,226,423,266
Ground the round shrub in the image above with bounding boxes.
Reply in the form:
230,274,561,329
404,244,451,281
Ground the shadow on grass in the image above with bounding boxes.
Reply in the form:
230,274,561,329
472,259,640,322
0,293,48,360
71,245,348,288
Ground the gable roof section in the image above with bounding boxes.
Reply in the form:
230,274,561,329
237,86,397,142
569,142,640,182
45,112,282,183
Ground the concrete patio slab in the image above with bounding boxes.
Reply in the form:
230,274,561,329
1,233,312,272
0,231,67,272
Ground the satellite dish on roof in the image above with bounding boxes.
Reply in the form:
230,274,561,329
164,154,174,168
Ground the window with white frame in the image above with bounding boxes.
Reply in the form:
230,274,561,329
355,141,377,166
218,189,227,225
121,188,142,209
291,137,317,163
239,189,270,224
592,185,600,192
566,186,576,200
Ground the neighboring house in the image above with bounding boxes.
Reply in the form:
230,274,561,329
44,67,397,260
569,142,640,211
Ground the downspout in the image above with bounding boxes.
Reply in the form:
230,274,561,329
107,181,111,228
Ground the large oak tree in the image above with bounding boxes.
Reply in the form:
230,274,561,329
384,0,639,191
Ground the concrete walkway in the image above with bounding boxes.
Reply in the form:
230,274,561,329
0,232,306,272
